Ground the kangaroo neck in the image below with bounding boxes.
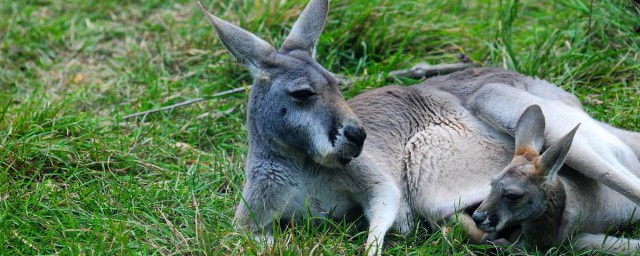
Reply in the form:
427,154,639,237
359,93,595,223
246,126,332,183
521,178,567,249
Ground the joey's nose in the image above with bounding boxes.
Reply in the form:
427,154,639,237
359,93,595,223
344,125,366,147
472,211,487,226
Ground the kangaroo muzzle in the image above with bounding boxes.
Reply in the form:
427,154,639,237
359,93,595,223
472,210,495,232
343,124,366,154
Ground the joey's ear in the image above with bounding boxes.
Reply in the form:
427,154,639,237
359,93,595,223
514,105,546,156
538,124,580,179
198,1,276,75
280,0,328,58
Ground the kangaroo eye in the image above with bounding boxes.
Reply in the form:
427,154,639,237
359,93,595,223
289,89,316,101
504,193,524,201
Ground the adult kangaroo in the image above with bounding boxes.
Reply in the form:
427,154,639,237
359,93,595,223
197,0,640,254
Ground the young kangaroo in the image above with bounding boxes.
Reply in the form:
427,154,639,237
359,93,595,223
473,105,640,254
197,0,640,254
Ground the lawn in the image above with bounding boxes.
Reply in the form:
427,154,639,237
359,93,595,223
1,0,639,255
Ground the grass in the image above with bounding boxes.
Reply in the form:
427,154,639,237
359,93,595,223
0,0,639,254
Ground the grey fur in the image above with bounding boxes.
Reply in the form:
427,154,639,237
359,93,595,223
198,0,640,254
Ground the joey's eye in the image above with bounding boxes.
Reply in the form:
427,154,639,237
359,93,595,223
504,193,524,201
289,89,315,101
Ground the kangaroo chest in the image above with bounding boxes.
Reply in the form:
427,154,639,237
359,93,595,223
277,169,360,221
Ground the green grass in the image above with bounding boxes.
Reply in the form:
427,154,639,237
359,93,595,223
1,0,639,254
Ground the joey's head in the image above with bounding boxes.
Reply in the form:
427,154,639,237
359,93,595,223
198,0,365,168
472,105,579,233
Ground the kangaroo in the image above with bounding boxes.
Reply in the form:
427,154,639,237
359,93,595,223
473,105,640,254
197,0,640,254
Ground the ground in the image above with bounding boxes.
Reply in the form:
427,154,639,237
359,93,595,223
0,0,639,255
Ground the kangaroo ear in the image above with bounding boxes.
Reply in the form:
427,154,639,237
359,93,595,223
198,1,276,76
280,0,328,58
538,124,580,179
514,105,546,156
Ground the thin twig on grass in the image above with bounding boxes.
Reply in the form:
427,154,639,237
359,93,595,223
122,87,249,120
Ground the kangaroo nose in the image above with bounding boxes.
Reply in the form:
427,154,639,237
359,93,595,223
472,211,487,225
344,125,366,147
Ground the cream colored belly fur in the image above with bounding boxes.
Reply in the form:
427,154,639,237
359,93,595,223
404,115,513,223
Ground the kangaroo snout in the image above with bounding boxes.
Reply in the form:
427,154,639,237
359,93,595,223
472,210,495,232
344,124,366,148
472,211,487,225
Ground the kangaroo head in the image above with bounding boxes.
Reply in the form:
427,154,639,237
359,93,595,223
472,105,579,233
198,0,365,167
